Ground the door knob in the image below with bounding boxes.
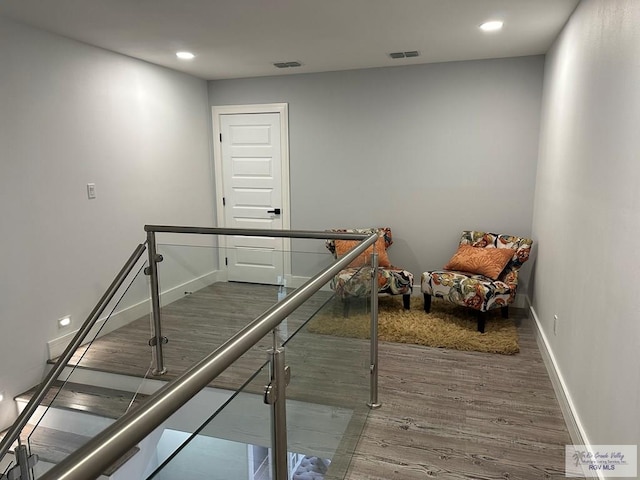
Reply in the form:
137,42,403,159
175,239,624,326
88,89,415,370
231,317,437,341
267,208,281,215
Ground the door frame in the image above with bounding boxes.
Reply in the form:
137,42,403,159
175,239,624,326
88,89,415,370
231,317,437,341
212,103,291,282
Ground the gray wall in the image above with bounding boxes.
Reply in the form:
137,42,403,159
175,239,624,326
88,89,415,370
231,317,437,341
0,18,215,428
532,0,640,446
209,56,544,291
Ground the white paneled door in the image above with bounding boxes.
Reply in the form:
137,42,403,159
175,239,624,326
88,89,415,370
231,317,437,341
216,107,289,284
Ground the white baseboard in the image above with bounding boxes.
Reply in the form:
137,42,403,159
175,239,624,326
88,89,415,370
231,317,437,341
47,270,222,360
280,281,533,306
284,274,332,291
528,302,602,479
159,270,222,307
284,278,421,296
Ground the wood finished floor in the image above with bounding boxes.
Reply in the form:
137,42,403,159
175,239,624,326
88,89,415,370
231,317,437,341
64,282,576,480
67,282,342,396
344,317,576,480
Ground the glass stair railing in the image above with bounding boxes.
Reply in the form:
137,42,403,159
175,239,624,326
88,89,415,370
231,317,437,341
147,267,372,480
0,227,382,480
22,261,157,478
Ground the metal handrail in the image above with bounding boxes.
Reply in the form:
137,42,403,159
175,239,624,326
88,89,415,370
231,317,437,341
39,232,379,480
0,243,148,461
144,224,373,240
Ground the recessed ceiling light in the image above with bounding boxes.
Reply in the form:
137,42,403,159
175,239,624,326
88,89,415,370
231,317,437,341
480,20,504,32
176,51,195,60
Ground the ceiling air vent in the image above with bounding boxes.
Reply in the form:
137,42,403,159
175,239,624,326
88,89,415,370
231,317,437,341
274,61,302,68
388,51,420,59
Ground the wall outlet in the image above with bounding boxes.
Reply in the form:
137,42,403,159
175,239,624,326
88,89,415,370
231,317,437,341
553,314,559,335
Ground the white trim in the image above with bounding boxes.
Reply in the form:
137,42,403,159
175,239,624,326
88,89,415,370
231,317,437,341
47,270,222,360
158,270,222,307
528,301,602,478
211,103,291,283
284,274,332,291
285,278,419,296
284,279,535,299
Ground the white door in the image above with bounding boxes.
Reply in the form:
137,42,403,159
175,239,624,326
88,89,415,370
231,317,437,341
214,105,290,284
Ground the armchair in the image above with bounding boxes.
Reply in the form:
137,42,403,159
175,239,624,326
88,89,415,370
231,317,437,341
421,231,533,333
325,228,414,315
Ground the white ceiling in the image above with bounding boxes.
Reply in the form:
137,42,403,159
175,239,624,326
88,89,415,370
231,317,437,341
0,0,580,80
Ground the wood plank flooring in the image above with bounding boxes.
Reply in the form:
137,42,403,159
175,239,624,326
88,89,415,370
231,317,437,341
65,283,337,394
58,282,576,479
343,313,577,480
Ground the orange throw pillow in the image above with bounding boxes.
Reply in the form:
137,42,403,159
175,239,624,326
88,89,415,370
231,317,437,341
334,238,391,268
444,244,514,280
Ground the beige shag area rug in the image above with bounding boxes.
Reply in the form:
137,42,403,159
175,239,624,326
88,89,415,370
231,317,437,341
307,296,519,355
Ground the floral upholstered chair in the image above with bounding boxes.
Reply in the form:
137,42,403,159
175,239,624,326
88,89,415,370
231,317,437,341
421,231,533,333
326,228,414,315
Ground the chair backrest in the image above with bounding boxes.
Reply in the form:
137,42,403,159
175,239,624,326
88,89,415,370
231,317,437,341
325,227,392,257
459,230,533,282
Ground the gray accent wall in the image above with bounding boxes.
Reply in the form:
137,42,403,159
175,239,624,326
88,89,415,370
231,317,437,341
0,18,214,428
532,0,640,447
209,56,544,290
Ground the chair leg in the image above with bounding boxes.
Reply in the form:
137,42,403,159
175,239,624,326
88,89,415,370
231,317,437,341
423,293,432,313
501,306,509,319
476,311,486,333
402,294,411,310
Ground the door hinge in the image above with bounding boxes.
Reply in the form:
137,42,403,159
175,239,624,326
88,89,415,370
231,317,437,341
225,257,228,266
222,197,226,206
219,133,222,142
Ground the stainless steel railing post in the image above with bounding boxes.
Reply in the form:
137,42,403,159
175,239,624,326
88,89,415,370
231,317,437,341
266,347,289,480
15,443,34,480
368,251,381,409
146,230,167,375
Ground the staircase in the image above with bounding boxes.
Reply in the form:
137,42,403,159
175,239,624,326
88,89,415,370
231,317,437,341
2,360,349,480
3,380,154,479
1,229,377,479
